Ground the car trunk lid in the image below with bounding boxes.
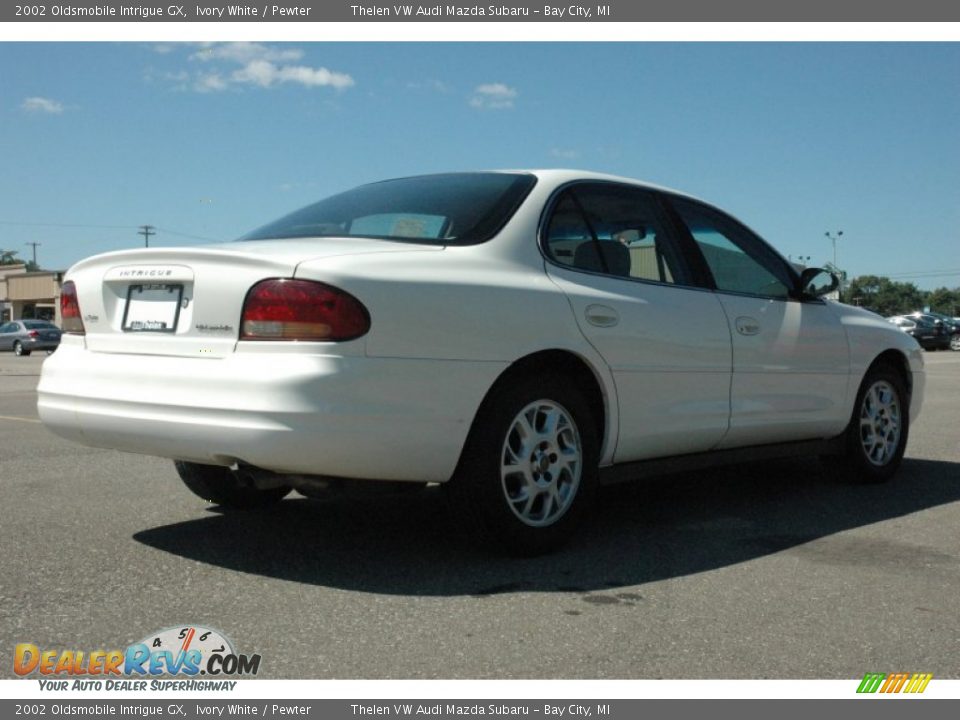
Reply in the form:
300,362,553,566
68,238,433,358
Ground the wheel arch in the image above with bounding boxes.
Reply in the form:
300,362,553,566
825,347,914,484
867,349,913,402
457,348,614,474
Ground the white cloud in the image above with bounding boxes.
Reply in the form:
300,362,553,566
407,79,449,93
159,43,353,93
190,42,303,65
550,148,580,160
232,59,354,90
231,59,276,87
195,73,228,93
21,97,64,114
469,83,518,110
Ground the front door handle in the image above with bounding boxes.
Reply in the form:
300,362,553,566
735,316,761,336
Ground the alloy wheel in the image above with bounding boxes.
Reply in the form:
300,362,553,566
500,399,582,527
859,380,902,467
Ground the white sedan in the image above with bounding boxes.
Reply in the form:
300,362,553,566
38,170,924,554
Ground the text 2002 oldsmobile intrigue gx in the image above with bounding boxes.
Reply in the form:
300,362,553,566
39,171,924,554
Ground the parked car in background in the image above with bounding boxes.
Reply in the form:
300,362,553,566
887,315,951,351
0,319,62,356
37,170,926,554
906,311,960,351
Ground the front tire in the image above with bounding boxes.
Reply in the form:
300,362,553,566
174,461,291,508
449,374,599,555
824,362,909,484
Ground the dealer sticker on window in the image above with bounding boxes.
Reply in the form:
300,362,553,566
122,284,183,333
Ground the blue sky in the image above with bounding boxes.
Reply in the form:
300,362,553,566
1,42,958,288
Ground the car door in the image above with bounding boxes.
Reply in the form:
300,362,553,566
665,195,852,446
0,322,16,350
542,182,733,462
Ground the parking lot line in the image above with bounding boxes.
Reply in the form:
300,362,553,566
0,414,41,424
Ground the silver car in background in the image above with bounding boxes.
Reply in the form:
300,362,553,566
0,320,62,356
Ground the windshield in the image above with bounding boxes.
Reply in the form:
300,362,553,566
241,172,537,245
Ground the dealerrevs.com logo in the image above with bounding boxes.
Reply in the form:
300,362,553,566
14,626,261,691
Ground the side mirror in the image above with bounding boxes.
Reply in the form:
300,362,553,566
799,268,839,298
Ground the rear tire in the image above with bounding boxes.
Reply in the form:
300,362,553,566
174,461,291,508
448,374,599,556
823,362,909,484
13,341,30,357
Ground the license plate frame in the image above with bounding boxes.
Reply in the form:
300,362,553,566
121,283,183,333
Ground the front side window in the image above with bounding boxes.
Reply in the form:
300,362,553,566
668,197,796,300
543,184,691,286
241,172,536,246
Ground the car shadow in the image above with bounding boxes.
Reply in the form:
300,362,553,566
133,457,960,596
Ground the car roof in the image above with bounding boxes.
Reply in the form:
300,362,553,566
525,169,701,201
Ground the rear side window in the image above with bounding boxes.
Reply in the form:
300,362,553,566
543,183,692,286
242,173,536,246
23,321,57,330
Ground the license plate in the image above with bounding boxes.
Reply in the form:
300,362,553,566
122,284,183,333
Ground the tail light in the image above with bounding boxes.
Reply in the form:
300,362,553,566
60,281,85,335
241,279,370,341
28,330,39,338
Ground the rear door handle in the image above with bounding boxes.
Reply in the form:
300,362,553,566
585,304,619,328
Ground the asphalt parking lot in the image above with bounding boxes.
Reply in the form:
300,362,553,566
1,350,959,679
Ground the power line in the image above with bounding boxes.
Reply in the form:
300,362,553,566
886,269,960,279
0,220,135,231
0,220,223,243
153,226,223,242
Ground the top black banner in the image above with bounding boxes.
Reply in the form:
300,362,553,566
5,0,960,22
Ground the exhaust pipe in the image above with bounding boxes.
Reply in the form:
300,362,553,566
233,463,426,498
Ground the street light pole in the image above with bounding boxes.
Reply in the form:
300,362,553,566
824,230,843,269
824,230,845,302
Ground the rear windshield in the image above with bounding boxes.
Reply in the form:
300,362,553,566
241,172,537,246
23,321,57,330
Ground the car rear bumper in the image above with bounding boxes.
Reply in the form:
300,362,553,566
37,338,504,482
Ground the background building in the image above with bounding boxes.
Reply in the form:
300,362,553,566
0,264,64,324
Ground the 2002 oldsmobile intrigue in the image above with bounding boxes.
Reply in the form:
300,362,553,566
38,171,924,554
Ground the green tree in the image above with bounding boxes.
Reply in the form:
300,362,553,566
847,275,925,317
925,287,960,317
0,249,39,271
0,249,20,265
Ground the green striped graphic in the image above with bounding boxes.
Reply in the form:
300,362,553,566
857,673,886,693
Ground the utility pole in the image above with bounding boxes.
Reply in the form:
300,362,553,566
138,225,156,248
25,241,41,267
